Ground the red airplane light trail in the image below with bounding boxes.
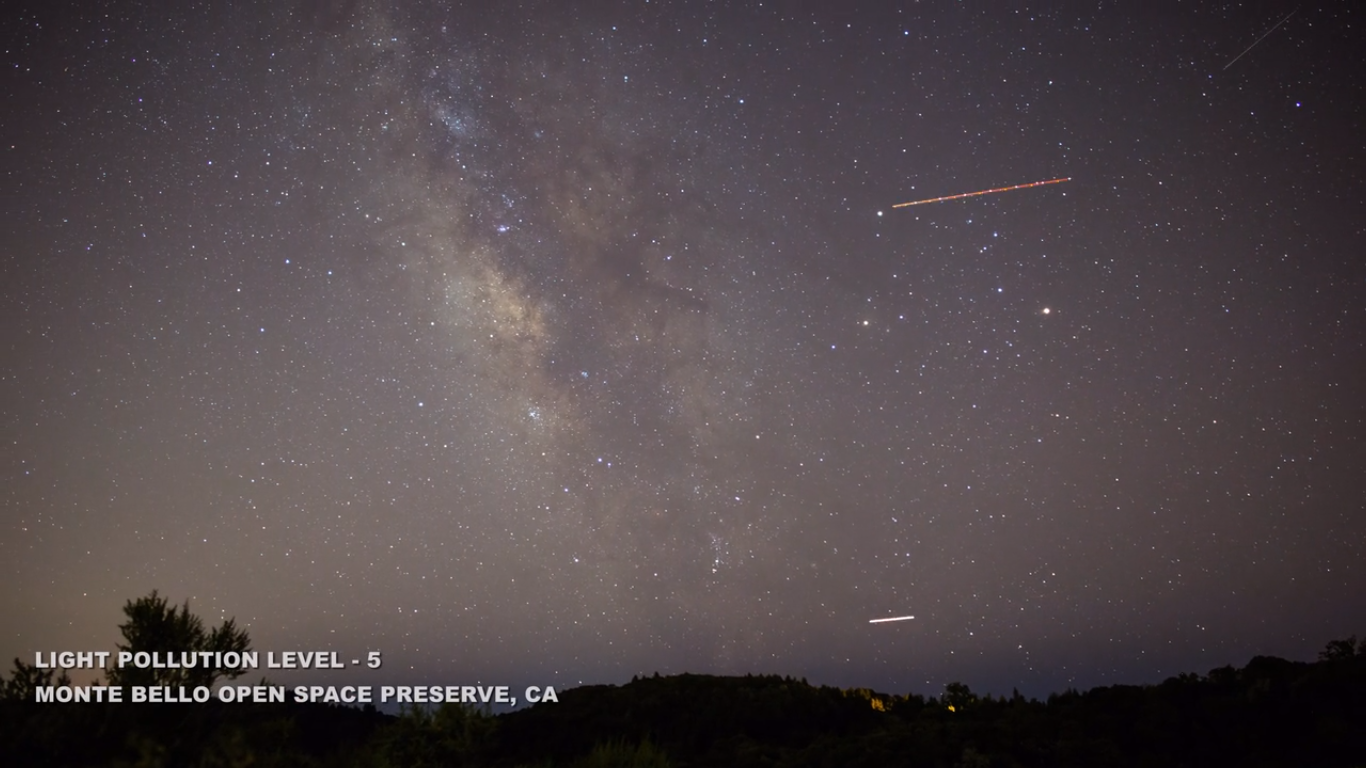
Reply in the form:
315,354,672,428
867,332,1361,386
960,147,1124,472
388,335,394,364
892,177,1071,208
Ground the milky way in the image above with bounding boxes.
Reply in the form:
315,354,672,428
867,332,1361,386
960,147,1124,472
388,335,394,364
4,1,1363,697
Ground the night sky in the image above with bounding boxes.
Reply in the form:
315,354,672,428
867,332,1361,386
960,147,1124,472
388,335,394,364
3,1,1363,700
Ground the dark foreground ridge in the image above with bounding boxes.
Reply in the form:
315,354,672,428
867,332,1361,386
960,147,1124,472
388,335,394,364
4,644,1366,767
3,593,1363,766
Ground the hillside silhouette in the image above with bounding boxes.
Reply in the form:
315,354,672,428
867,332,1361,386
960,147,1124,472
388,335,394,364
2,592,1363,766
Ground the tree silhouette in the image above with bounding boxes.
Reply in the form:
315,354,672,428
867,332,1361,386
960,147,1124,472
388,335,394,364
942,682,978,711
2,596,1363,766
0,657,72,702
1319,635,1361,662
105,590,251,689
374,701,497,767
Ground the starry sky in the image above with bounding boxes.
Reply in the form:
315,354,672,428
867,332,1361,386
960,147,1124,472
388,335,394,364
3,1,1363,699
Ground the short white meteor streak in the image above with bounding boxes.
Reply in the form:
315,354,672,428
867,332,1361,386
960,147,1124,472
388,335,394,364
869,615,916,624
1223,8,1298,71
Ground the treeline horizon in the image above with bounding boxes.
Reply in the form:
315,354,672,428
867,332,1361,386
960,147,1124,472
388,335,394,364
1,591,1363,767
